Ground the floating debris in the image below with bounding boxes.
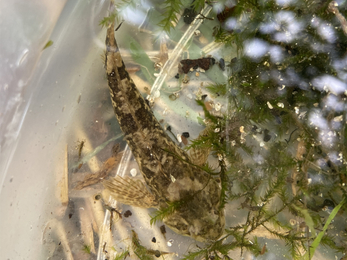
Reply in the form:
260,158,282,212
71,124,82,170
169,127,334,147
77,140,85,160
77,93,82,104
333,115,343,122
180,57,215,74
170,174,176,183
267,101,273,109
160,225,166,239
182,132,190,138
277,102,284,108
182,75,190,84
183,5,197,24
123,210,132,218
42,40,53,50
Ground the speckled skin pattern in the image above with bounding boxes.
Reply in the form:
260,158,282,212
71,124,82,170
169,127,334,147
105,21,225,242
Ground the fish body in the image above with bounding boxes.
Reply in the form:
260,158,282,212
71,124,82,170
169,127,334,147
103,18,224,242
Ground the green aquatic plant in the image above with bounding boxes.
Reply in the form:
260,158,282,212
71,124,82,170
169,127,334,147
113,249,130,260
82,244,91,254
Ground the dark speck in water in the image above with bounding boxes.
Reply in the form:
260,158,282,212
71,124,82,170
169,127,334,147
123,210,132,218
219,58,225,71
182,132,190,138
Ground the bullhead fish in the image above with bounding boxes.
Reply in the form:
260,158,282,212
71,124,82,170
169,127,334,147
102,8,225,242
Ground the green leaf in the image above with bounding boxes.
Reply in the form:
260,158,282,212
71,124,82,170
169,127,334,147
303,198,346,260
82,244,91,254
158,0,184,32
292,205,316,237
113,250,130,260
99,12,117,28
42,40,53,50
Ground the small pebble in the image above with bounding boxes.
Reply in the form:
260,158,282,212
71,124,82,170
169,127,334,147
169,94,177,101
167,239,174,247
130,168,137,177
153,90,160,98
194,29,200,36
154,250,161,258
215,102,222,111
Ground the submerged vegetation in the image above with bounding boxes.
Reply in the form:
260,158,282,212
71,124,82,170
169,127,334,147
106,0,347,259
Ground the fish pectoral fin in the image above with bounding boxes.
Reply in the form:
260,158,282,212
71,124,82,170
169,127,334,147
103,176,158,208
189,146,211,166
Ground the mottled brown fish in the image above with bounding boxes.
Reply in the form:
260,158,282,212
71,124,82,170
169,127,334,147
102,5,224,242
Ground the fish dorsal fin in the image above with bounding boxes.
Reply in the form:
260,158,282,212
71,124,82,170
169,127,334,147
103,176,158,208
